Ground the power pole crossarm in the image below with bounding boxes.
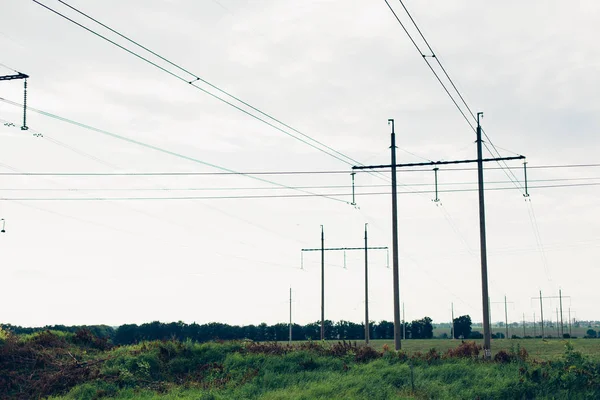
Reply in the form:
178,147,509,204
0,73,29,81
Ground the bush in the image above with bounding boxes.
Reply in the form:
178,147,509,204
443,341,481,359
469,331,483,339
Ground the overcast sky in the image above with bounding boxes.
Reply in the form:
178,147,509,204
0,0,598,328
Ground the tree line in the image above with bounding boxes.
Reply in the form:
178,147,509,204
1,317,436,344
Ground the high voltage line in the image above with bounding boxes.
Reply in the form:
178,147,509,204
0,98,349,204
0,182,597,201
1,178,598,191
383,0,525,190
31,0,394,185
0,165,597,176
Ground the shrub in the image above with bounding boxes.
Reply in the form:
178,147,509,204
443,341,481,359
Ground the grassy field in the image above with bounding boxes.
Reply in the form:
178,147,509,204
366,338,600,361
2,330,600,399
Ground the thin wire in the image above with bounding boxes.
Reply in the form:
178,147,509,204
389,0,526,193
2,177,598,191
525,199,552,282
42,0,393,185
0,62,19,73
0,97,349,204
437,204,475,256
30,0,357,167
382,0,475,131
0,182,597,201
2,117,314,247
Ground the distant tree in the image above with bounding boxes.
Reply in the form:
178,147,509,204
469,331,483,339
586,329,597,338
410,317,433,339
453,315,472,339
374,321,393,339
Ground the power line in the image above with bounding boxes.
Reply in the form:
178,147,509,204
0,97,349,204
1,178,598,191
385,0,526,192
382,0,475,131
0,182,597,201
34,0,395,184
1,117,315,247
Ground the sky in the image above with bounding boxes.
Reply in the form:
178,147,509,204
0,0,598,328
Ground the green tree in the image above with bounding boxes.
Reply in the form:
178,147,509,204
586,329,597,338
410,317,433,339
453,315,472,339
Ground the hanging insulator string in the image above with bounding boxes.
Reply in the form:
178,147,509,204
21,79,29,131
523,161,530,198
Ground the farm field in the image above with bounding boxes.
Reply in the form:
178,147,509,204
366,338,600,361
2,330,599,399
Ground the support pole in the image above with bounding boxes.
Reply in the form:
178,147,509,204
402,302,406,340
289,287,292,344
556,309,560,338
568,308,572,337
451,302,455,340
389,118,402,351
321,225,325,341
476,112,491,358
539,291,544,338
559,289,564,337
364,223,369,344
504,295,509,339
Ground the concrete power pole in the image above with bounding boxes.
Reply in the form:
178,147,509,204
389,119,402,351
289,287,292,344
559,289,564,337
364,223,370,344
539,291,545,338
504,296,509,339
321,225,325,341
451,302,455,340
476,112,492,358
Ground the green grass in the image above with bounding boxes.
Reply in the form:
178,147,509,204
367,338,600,361
3,331,599,399
279,338,600,361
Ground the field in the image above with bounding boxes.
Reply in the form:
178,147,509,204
1,330,600,399
367,338,600,361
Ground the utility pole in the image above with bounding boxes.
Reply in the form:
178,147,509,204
389,119,402,351
559,289,564,337
321,225,325,341
351,116,525,357
451,302,455,340
533,312,537,337
364,223,370,344
532,291,571,339
490,297,513,339
568,308,572,337
300,231,388,343
402,302,406,340
289,287,292,344
539,291,544,338
476,112,492,357
504,296,509,339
